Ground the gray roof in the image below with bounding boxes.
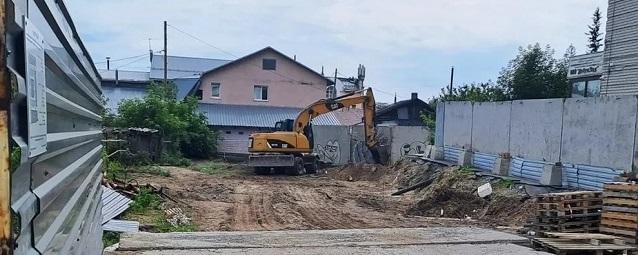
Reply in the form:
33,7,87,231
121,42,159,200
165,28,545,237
99,69,150,82
198,103,341,128
150,55,231,79
173,78,199,100
103,86,147,112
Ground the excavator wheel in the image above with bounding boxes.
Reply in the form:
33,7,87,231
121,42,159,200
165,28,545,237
286,157,306,176
305,159,318,174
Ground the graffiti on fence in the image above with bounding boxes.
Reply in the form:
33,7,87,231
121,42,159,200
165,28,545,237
400,141,427,157
316,140,341,164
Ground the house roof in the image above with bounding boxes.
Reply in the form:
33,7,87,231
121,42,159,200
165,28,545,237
376,97,434,116
150,55,231,79
188,47,330,96
99,69,150,82
198,103,340,128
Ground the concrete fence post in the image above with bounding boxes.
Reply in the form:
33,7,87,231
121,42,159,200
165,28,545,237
458,149,473,166
492,153,511,176
540,162,563,186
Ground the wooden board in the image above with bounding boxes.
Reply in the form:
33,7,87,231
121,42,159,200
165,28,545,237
532,237,636,252
603,211,638,222
602,218,638,229
604,191,638,199
604,206,638,214
600,226,638,237
604,197,638,207
604,182,638,192
542,232,621,240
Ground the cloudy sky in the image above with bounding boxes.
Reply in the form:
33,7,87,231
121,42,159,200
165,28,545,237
67,0,607,103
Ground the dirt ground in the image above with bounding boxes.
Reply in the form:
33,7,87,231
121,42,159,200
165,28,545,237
127,162,484,232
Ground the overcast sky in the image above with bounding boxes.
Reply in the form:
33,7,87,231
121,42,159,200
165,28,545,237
67,0,607,103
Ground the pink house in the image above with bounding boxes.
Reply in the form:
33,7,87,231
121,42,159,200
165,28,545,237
192,47,330,107
188,47,341,157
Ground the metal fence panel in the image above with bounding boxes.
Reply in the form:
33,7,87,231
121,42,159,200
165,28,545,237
472,152,497,172
443,146,462,163
7,1,103,254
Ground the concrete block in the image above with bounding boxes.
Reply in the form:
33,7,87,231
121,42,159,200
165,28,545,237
458,150,473,166
432,146,445,160
540,163,562,186
492,155,511,176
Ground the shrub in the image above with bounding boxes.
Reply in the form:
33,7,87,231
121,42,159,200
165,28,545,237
109,81,218,159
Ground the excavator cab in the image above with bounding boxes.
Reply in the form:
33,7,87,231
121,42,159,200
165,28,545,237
275,119,294,131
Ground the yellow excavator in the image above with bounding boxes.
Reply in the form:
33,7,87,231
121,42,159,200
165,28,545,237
248,88,379,175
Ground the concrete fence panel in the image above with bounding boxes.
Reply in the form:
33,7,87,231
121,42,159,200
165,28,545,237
443,101,473,148
561,96,637,171
471,101,511,155
390,126,431,162
312,125,352,165
509,99,564,162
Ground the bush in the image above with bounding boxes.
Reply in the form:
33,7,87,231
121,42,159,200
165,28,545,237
109,81,218,159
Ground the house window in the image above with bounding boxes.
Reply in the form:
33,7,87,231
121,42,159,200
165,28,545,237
571,79,601,97
211,83,220,98
263,59,276,70
225,131,231,134
238,131,244,135
254,85,268,101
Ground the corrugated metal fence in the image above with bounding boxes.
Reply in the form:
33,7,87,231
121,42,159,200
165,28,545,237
6,1,104,254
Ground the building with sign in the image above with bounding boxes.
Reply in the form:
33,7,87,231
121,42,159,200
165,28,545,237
568,52,603,97
568,0,638,97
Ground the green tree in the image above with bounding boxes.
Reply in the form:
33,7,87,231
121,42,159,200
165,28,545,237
113,81,217,159
587,7,603,53
497,44,570,99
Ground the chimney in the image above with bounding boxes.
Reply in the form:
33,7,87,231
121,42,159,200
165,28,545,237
411,92,418,100
106,57,111,70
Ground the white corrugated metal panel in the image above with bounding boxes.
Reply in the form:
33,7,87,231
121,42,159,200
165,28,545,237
101,186,133,224
562,164,624,190
443,146,462,163
508,157,547,182
472,152,497,172
103,220,140,233
8,1,104,254
602,0,638,96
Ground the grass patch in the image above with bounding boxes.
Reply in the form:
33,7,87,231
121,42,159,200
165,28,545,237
102,231,120,247
458,166,474,176
494,178,515,189
132,165,171,177
192,162,232,176
129,188,162,214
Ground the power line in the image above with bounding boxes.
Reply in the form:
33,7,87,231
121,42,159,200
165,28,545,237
115,54,150,69
166,23,326,92
94,53,149,64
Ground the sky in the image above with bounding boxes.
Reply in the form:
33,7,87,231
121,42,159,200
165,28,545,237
67,0,607,103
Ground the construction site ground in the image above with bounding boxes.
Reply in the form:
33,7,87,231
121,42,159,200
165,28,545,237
111,160,543,254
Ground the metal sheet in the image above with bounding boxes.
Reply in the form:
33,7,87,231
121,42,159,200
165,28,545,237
198,103,341,128
562,163,623,190
103,220,140,233
101,186,133,224
472,152,497,172
7,0,104,254
508,157,546,182
602,0,638,95
443,146,462,163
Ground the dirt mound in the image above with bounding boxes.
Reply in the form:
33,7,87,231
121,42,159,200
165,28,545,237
326,164,396,183
405,166,535,227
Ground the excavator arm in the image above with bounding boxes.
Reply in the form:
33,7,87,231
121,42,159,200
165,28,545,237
293,87,377,149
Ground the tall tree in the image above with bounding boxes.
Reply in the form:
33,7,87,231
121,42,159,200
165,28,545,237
497,44,570,99
587,7,603,53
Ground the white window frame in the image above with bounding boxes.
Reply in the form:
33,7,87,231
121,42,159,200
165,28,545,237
211,82,221,98
254,85,268,101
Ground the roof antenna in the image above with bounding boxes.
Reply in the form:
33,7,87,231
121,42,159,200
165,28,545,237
394,92,397,103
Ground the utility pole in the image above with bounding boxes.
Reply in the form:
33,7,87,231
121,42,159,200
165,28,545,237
106,57,110,70
163,21,168,84
449,66,455,96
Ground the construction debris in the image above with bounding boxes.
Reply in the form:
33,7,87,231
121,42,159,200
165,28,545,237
534,191,602,233
165,207,192,227
600,182,638,244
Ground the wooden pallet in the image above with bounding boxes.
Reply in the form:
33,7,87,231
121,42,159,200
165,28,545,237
532,237,636,255
600,182,638,245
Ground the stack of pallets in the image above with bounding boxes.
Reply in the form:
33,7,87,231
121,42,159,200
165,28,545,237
535,191,603,233
600,182,638,244
532,232,636,255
